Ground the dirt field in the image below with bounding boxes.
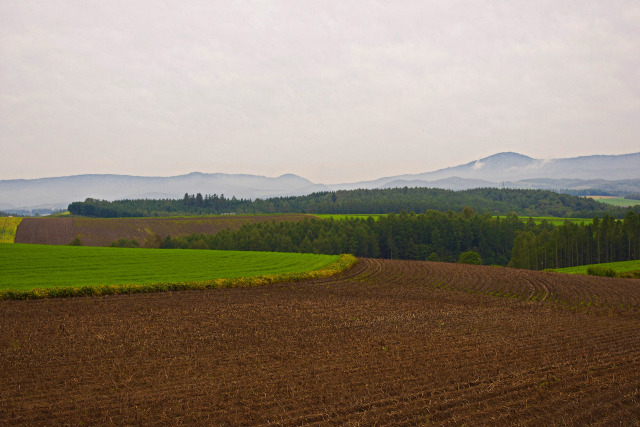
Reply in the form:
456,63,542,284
2,259,640,425
14,214,310,246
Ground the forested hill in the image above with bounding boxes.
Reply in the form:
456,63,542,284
68,188,637,218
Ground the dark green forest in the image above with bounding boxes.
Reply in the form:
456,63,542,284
142,209,639,270
68,187,637,218
509,211,640,269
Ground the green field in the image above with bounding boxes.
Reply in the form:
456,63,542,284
554,260,640,275
593,197,640,207
0,217,22,243
313,213,591,225
0,244,340,290
525,216,592,226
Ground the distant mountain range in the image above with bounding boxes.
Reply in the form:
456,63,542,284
327,152,640,190
1,152,639,213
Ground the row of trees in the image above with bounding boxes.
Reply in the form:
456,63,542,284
68,188,637,218
158,209,523,265
509,211,640,269
146,209,640,270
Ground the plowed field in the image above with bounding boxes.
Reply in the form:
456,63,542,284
2,259,640,425
14,214,309,246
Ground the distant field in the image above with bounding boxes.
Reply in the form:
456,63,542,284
13,214,311,246
0,243,339,291
0,217,22,243
554,260,640,275
314,213,592,225
525,216,592,225
591,197,640,207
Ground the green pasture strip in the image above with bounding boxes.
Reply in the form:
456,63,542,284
314,214,591,225
0,244,345,293
0,217,22,243
594,198,640,207
524,216,592,225
554,260,640,275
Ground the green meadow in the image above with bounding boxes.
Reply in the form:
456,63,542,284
314,213,591,225
554,260,640,275
0,243,339,290
524,216,592,226
594,197,640,207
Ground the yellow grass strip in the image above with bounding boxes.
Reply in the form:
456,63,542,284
0,217,22,243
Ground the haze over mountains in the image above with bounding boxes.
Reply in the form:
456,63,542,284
1,152,639,213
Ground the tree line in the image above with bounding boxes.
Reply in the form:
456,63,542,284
153,209,519,265
68,187,637,218
509,211,640,269
125,208,639,270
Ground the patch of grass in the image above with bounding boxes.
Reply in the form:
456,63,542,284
592,197,640,207
0,243,345,292
313,214,592,225
0,217,22,243
524,216,592,226
554,260,640,276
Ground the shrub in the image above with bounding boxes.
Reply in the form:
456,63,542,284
586,266,617,278
110,238,140,248
458,251,482,265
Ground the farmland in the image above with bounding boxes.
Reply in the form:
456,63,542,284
1,258,640,424
0,243,339,291
13,214,310,246
588,196,640,207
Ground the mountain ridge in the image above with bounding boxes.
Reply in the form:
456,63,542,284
1,152,639,213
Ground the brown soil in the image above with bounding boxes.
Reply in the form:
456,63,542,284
14,214,310,246
1,259,639,425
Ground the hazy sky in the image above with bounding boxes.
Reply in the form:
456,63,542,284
1,1,639,184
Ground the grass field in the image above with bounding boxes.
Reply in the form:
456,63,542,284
0,244,339,290
554,260,640,275
314,213,592,225
526,216,592,225
592,197,640,207
0,217,22,243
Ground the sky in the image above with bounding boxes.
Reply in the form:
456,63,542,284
1,1,639,184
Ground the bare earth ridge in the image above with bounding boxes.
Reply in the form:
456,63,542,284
1,259,639,425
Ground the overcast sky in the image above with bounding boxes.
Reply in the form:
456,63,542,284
1,1,638,184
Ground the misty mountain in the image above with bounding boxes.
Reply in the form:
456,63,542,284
330,152,640,190
1,152,639,213
0,172,329,211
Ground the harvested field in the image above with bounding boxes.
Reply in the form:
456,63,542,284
2,259,640,425
14,214,310,246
